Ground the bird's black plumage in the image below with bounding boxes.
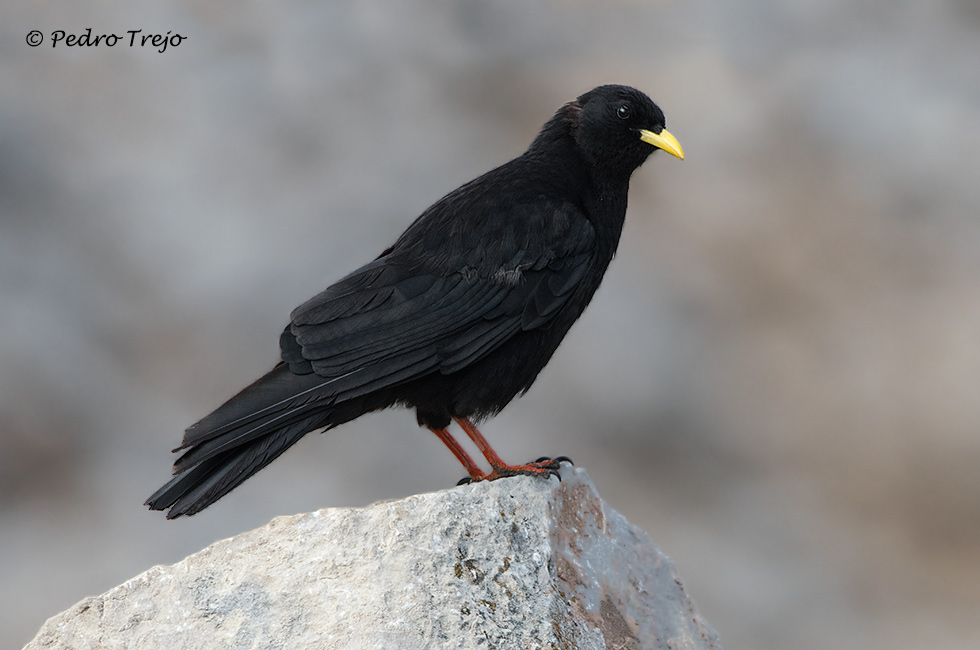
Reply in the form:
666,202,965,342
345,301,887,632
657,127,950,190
146,85,683,518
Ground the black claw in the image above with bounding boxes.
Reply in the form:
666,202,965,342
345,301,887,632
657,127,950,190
548,469,562,481
530,457,559,469
457,476,473,486
531,455,574,467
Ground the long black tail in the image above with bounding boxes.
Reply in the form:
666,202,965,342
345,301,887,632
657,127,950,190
145,364,343,518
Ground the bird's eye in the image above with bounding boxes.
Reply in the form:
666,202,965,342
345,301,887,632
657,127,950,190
616,105,632,120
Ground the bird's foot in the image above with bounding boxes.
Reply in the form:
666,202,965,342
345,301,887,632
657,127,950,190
455,456,573,485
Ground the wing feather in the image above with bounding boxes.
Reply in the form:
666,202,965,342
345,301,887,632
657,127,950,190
279,200,598,400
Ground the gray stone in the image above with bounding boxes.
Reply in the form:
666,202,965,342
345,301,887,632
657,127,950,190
24,468,721,650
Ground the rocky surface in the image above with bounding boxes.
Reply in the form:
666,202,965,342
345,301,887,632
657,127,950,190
24,468,719,650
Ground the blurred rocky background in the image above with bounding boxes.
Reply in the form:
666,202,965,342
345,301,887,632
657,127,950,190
2,1,978,648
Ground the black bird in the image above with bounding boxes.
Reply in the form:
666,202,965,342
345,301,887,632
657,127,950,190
146,84,683,518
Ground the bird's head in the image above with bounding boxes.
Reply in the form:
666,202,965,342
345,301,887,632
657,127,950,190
569,85,683,179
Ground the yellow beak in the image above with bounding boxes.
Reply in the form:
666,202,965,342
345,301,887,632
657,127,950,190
639,128,684,160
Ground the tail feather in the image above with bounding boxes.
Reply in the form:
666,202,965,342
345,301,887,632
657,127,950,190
146,414,330,518
146,363,345,518
148,347,423,517
173,394,331,473
179,363,333,450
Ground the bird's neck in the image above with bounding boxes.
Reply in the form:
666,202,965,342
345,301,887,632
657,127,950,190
586,178,630,263
524,108,632,257
527,119,631,203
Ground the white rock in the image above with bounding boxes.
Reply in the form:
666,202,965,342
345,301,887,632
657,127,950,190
24,468,721,650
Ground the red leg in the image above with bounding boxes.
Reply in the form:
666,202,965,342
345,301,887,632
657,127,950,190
454,417,506,468
454,417,558,480
429,427,487,481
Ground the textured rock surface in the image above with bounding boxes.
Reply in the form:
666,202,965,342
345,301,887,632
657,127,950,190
25,468,720,650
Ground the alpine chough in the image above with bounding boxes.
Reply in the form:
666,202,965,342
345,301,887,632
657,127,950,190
147,84,684,518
